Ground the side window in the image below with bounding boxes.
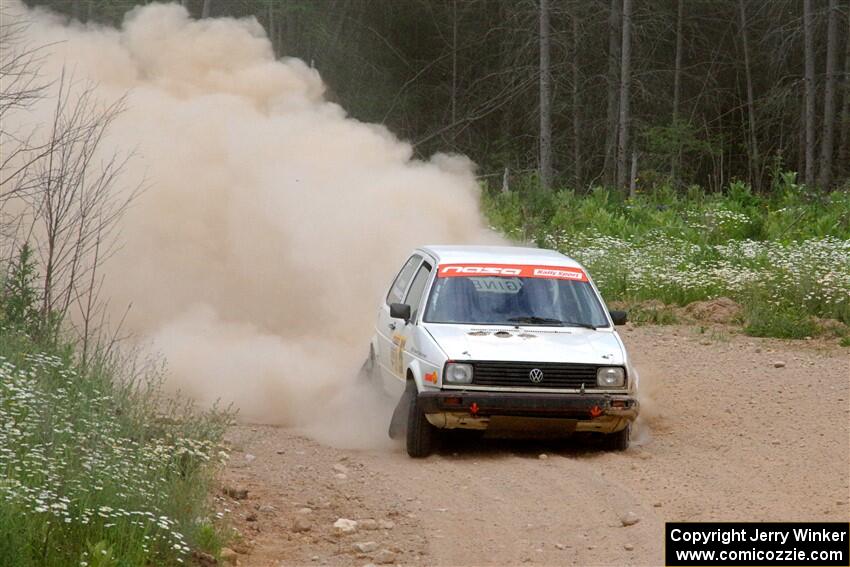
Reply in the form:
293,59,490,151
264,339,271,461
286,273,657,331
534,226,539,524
404,262,433,320
386,255,422,305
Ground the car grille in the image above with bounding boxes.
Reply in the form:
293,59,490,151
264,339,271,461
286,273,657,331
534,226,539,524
470,361,602,389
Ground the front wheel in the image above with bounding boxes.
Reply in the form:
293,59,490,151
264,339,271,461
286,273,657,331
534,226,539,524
602,424,630,451
405,381,437,458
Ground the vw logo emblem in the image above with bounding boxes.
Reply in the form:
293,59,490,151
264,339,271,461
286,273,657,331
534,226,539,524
529,368,544,383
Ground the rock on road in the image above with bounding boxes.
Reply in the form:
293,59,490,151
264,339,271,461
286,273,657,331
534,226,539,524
217,325,850,566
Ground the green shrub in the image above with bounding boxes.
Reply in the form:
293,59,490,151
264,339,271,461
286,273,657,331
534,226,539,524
628,303,679,325
3,244,42,336
482,176,850,339
743,302,820,339
193,518,232,560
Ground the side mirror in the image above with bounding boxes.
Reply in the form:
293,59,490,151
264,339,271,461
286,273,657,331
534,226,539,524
609,310,628,326
390,302,412,323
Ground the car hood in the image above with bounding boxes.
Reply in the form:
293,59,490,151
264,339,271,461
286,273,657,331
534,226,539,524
423,324,625,366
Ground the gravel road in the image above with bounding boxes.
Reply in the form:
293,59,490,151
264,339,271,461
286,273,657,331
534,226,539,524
216,325,849,566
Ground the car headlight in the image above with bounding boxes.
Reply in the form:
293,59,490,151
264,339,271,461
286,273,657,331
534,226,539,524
444,362,473,384
597,366,625,388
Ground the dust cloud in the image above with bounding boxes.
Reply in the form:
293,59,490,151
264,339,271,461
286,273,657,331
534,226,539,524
6,1,496,447
632,364,664,445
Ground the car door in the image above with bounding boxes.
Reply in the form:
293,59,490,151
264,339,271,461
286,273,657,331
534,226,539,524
376,254,422,393
386,260,434,394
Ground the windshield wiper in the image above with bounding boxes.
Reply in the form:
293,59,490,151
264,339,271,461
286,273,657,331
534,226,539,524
507,316,565,326
507,317,598,329
561,320,597,330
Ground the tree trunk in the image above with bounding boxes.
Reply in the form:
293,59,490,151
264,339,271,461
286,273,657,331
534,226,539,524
738,0,760,190
497,1,513,154
451,0,458,126
671,0,684,183
201,0,212,18
604,0,621,187
803,0,816,186
616,0,632,191
284,6,290,57
798,89,807,175
817,0,839,188
539,0,553,191
572,10,581,190
839,15,850,180
266,2,275,56
629,150,638,199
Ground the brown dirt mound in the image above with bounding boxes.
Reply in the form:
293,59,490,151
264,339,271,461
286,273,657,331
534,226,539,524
684,297,742,324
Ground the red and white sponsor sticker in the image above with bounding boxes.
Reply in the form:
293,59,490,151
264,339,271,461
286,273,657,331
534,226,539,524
437,264,587,282
530,267,586,280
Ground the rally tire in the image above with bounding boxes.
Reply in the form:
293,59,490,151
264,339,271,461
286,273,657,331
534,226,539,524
603,424,630,451
405,381,436,458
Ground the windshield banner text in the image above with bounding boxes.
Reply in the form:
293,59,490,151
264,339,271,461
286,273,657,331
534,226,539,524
437,264,588,282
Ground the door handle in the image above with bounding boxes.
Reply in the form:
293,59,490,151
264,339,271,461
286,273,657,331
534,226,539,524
388,322,396,331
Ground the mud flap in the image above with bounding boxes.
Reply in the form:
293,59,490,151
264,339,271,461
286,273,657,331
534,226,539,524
388,381,414,440
357,349,376,385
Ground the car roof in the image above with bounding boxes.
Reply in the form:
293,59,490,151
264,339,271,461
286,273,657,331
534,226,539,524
418,245,583,269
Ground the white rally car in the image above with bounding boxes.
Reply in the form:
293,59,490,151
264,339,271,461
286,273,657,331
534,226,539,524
365,245,638,457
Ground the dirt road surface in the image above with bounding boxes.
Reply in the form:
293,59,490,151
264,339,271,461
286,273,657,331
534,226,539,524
217,325,850,566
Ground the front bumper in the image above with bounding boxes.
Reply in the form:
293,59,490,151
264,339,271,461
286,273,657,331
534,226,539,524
419,390,638,433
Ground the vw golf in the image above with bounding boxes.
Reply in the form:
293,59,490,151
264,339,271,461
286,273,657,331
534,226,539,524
365,245,638,457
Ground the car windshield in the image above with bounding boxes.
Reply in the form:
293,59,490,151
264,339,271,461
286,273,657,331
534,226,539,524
423,273,609,328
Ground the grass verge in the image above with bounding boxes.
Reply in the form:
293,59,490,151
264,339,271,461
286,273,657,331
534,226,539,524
0,309,232,565
482,178,850,340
